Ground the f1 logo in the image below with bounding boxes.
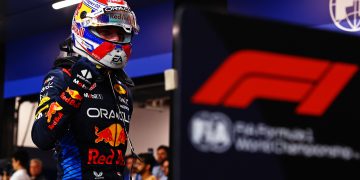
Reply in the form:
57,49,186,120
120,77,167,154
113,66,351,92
192,50,358,116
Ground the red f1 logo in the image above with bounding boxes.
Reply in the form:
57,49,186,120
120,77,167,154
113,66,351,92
192,50,358,116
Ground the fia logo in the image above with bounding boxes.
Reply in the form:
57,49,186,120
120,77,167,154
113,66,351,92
189,111,232,153
81,69,92,79
330,0,360,32
93,171,104,179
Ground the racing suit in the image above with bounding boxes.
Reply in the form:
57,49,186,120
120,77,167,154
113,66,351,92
31,56,134,179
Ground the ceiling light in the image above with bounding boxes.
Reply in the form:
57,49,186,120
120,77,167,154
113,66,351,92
52,0,82,10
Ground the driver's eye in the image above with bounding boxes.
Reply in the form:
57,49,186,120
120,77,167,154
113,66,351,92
98,28,112,36
118,33,125,40
93,26,128,43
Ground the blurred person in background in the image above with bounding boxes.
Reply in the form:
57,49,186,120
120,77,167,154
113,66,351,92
1,159,12,180
160,160,169,180
1,171,9,180
124,155,140,180
29,159,46,180
153,145,169,180
134,153,156,180
31,0,140,179
10,150,30,180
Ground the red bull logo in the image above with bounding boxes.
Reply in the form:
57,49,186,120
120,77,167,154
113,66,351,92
114,84,127,95
46,102,63,123
66,87,83,100
60,88,82,108
48,112,64,130
95,124,127,147
87,148,125,165
110,0,125,5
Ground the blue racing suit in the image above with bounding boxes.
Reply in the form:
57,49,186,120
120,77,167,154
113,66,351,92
31,56,134,179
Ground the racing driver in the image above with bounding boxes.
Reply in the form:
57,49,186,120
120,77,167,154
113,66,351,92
31,0,139,179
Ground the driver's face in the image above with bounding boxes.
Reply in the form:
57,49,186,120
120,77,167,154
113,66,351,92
96,26,125,42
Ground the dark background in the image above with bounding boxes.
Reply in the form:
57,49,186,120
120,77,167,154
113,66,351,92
173,7,360,180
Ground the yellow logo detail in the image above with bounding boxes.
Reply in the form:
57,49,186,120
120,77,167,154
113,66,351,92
39,96,50,107
74,3,92,22
114,84,126,95
35,104,49,118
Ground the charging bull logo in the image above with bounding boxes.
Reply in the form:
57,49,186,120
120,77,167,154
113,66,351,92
47,102,63,123
66,87,83,100
114,84,127,95
95,124,126,147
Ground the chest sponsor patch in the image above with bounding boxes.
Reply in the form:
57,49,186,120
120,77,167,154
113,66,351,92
84,93,104,100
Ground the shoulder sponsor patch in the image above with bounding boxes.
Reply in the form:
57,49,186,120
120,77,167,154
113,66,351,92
40,82,54,93
47,102,63,123
38,96,50,107
44,76,54,85
35,105,49,118
114,84,126,95
35,112,43,120
84,93,103,100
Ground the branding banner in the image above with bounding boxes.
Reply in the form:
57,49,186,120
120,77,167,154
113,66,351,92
173,8,360,180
